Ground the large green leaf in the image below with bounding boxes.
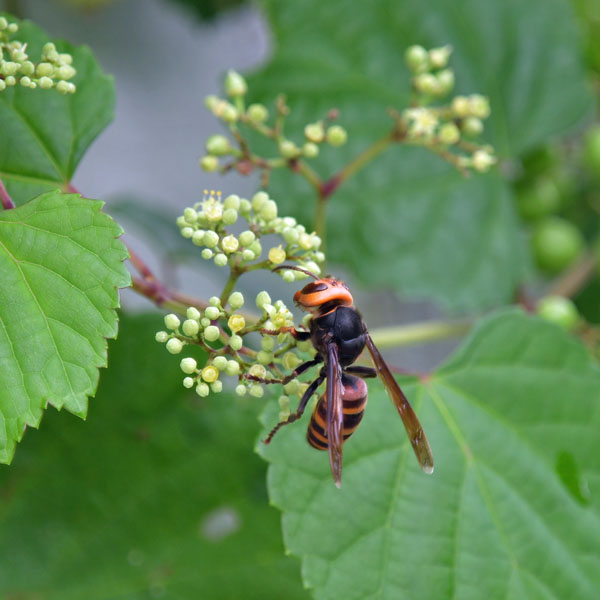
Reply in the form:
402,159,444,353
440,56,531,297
0,18,114,206
0,313,307,600
0,191,130,463
259,311,600,599
247,0,592,310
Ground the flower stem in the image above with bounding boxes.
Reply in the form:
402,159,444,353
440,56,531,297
369,318,472,349
546,251,597,299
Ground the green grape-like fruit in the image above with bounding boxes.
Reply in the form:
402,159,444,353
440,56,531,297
516,177,561,222
537,296,580,331
584,124,600,176
531,217,584,273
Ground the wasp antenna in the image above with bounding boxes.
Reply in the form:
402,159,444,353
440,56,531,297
272,264,319,280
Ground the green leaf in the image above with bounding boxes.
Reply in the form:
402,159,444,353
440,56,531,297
259,310,600,599
0,313,308,600
0,18,114,206
248,0,591,310
0,191,130,463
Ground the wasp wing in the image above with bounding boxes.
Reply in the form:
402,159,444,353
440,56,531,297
365,333,434,474
326,342,344,488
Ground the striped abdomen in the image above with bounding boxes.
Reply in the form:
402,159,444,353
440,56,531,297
307,373,368,450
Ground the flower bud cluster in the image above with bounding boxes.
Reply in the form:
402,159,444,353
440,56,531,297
200,69,347,172
401,44,496,173
0,20,76,94
176,189,325,277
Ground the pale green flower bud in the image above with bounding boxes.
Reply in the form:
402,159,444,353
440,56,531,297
164,313,181,330
283,351,302,371
284,379,300,395
235,384,247,396
201,318,211,328
248,240,262,257
224,194,241,210
183,377,194,389
36,62,54,77
212,356,228,371
206,134,230,156
261,336,275,351
282,227,299,245
462,117,484,136
181,227,193,239
155,331,169,343
214,253,228,267
191,230,205,246
249,364,267,379
252,191,269,212
226,360,240,376
256,291,271,308
429,45,452,69
414,73,439,95
247,103,268,123
203,325,220,342
249,384,264,398
279,139,299,158
182,319,200,336
200,155,219,172
282,270,295,283
452,96,470,118
472,150,496,172
201,249,214,260
166,338,184,354
238,230,255,246
222,234,239,253
260,199,278,221
268,246,286,265
184,207,198,223
196,383,210,397
203,231,220,247
229,334,243,351
436,69,454,95
205,306,220,320
438,122,460,145
180,357,198,374
239,198,251,213
468,94,490,119
257,350,273,365
405,45,429,72
241,249,255,261
278,395,290,410
209,297,221,306
228,291,244,309
304,122,325,143
187,307,201,320
224,69,247,97
303,142,319,158
211,380,223,393
326,125,347,146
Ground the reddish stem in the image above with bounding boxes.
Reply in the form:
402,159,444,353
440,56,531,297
0,178,15,209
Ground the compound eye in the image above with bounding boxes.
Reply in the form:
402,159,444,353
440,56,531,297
301,281,329,294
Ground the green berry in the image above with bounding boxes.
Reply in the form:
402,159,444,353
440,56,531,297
531,217,584,272
205,306,220,320
229,334,243,351
238,230,255,246
166,338,184,354
200,155,219,172
164,313,181,330
155,331,169,343
247,103,268,122
229,291,244,309
537,296,580,331
203,325,221,342
180,357,198,374
206,134,230,156
326,125,347,146
214,253,228,267
235,384,247,396
516,177,561,222
182,319,200,336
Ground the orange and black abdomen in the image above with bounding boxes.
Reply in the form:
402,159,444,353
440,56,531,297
307,373,368,450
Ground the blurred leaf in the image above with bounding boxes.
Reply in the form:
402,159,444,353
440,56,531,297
0,313,308,599
0,17,114,206
247,0,592,310
0,191,130,463
259,310,600,599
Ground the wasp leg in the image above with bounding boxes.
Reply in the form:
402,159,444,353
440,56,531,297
260,326,311,341
344,366,377,378
245,357,322,385
264,369,326,444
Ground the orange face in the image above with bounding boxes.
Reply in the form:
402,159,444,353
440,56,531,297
293,278,354,313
